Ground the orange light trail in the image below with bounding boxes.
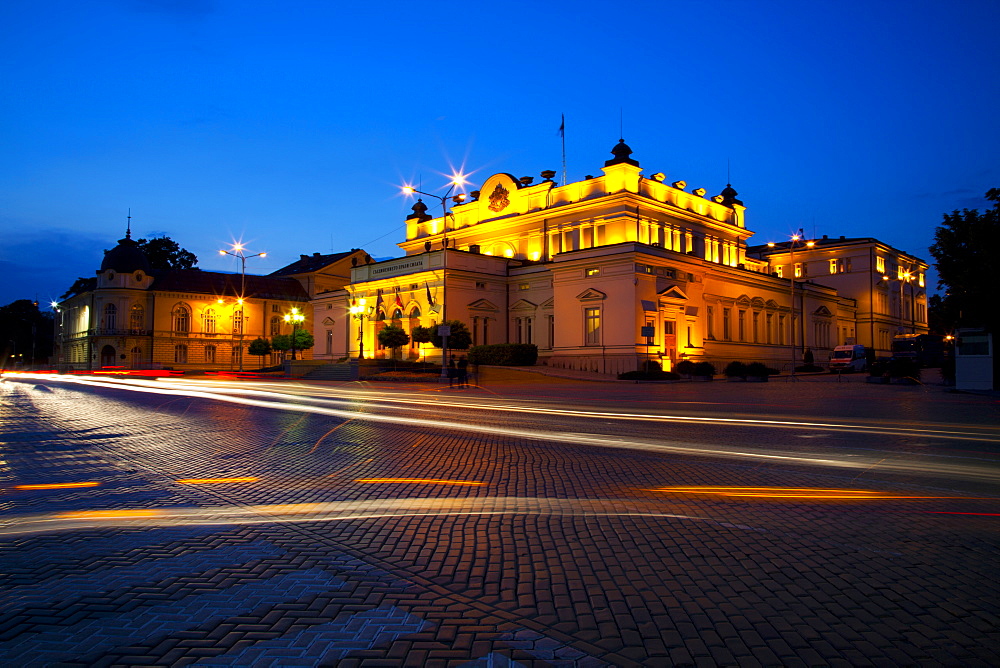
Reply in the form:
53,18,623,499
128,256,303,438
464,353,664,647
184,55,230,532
175,477,259,485
57,509,165,519
354,478,485,486
14,482,101,490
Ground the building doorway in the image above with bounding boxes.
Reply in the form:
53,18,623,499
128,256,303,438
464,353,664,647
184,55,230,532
100,345,116,368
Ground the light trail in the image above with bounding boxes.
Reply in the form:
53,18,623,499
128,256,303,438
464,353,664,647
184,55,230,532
7,374,1000,483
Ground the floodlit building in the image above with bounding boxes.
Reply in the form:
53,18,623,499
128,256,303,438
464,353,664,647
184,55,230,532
52,229,367,371
317,140,926,373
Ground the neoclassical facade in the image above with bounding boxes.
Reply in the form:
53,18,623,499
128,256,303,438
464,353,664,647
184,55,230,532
313,140,927,372
53,231,367,371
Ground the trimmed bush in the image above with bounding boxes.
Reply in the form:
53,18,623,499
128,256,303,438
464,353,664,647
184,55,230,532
467,343,538,366
641,360,662,373
746,362,777,377
675,360,697,376
724,361,747,378
693,361,716,377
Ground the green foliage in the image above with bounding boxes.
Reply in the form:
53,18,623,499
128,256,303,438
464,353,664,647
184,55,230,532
467,343,538,366
377,325,410,350
410,326,433,344
675,360,696,376
693,361,716,376
271,334,290,351
429,320,472,349
136,236,198,270
724,361,747,377
929,187,999,331
60,277,96,300
271,329,314,353
248,336,271,359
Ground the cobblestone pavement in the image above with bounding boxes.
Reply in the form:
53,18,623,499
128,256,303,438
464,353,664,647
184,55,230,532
0,373,998,667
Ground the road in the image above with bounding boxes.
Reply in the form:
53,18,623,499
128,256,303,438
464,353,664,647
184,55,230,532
1,371,998,666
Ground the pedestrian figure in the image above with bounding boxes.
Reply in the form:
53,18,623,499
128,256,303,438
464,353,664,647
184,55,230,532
457,356,469,387
804,347,814,366
447,358,457,387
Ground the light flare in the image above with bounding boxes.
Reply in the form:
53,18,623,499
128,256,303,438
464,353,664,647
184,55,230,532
354,478,485,486
14,481,101,490
175,477,259,485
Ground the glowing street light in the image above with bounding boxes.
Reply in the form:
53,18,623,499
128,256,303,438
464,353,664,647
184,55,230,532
219,243,266,371
769,231,814,377
883,267,915,333
283,307,305,361
349,297,374,360
400,174,469,378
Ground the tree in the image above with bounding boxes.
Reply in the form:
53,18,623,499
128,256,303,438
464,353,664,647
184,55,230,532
0,299,54,365
271,330,315,357
410,326,433,345
247,337,272,368
429,320,472,350
929,188,999,332
377,325,410,358
135,236,198,270
60,277,96,300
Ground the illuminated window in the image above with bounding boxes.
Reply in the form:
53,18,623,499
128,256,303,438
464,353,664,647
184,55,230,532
586,267,600,276
897,265,905,280
519,283,530,291
794,263,803,278
130,304,144,332
876,256,885,274
232,310,243,334
918,272,925,287
829,259,838,275
203,308,217,334
104,303,117,331
776,265,784,278
173,305,190,333
205,344,216,364
584,307,601,346
270,316,280,336
174,344,188,364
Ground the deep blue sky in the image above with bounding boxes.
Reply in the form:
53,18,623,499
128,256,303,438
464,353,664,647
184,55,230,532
3,0,998,307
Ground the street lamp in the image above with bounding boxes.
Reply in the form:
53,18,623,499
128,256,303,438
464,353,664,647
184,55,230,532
401,174,469,378
883,268,914,333
349,297,374,359
283,307,305,360
219,243,267,371
769,231,814,377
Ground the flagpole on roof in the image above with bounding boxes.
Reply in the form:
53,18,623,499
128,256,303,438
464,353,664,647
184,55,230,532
559,114,567,186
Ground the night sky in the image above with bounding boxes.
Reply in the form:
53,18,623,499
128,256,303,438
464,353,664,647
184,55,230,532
3,0,997,307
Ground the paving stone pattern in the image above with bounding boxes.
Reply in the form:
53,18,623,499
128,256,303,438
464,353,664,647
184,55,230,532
0,379,997,666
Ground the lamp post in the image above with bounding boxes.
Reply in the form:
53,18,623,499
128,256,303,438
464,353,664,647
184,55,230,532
883,268,914,333
769,232,814,377
219,243,267,371
401,175,469,378
283,307,305,361
349,297,374,359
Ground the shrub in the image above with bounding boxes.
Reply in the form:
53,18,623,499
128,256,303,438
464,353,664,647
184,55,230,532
887,358,920,379
693,361,716,377
745,362,776,377
794,364,825,372
641,359,662,373
724,361,747,378
675,360,696,376
467,343,538,366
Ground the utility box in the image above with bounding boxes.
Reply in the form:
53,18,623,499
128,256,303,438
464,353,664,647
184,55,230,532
955,328,993,391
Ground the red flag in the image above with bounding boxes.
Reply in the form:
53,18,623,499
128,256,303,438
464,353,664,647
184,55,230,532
395,287,404,308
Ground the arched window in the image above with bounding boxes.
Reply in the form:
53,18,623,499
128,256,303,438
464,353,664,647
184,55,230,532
173,305,190,333
104,303,117,331
203,308,217,334
233,309,244,334
270,316,281,336
174,344,188,363
409,307,421,319
204,344,216,364
392,308,403,321
130,304,144,333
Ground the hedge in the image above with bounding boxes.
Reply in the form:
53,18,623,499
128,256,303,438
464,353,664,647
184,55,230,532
467,343,538,366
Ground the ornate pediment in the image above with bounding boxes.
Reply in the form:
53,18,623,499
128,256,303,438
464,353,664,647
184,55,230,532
735,295,752,307
539,297,554,309
813,305,834,317
468,299,499,311
658,285,688,301
510,299,537,311
576,288,607,301
322,316,336,326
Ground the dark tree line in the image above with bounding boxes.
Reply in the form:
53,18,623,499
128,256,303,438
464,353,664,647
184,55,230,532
0,300,54,366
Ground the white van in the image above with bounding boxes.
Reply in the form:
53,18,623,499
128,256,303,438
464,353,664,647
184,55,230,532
829,345,868,372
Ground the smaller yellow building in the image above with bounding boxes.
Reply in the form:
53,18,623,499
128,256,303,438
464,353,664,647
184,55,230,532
53,231,367,371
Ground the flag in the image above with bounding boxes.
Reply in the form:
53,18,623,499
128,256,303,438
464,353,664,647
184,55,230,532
375,289,383,310
558,114,564,138
394,286,403,308
425,282,434,306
